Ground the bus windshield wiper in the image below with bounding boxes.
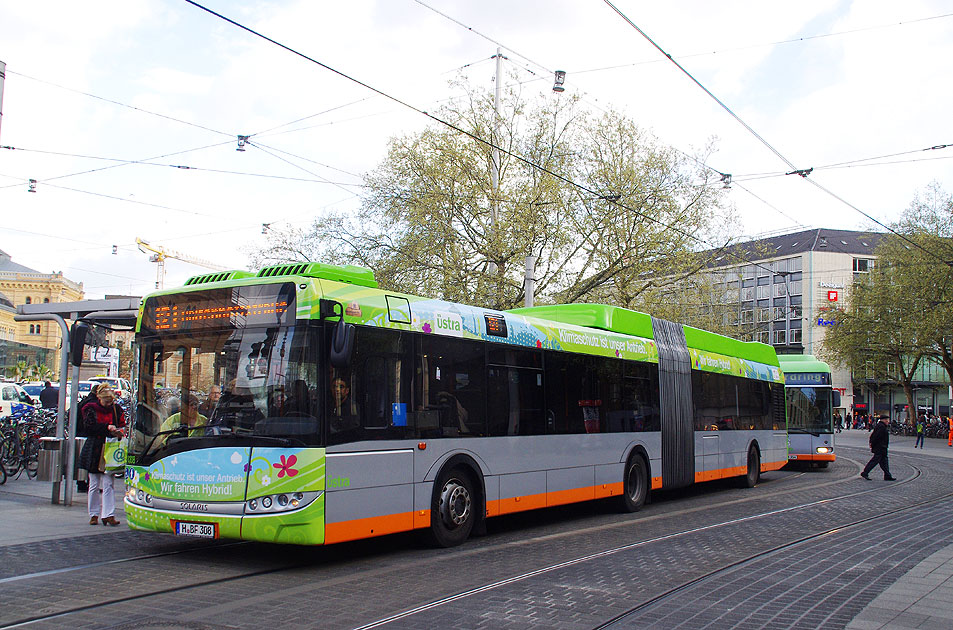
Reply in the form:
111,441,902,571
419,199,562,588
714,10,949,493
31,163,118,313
214,433,301,447
137,426,190,462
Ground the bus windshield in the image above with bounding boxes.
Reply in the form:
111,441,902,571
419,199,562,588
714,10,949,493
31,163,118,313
130,325,322,463
786,386,834,434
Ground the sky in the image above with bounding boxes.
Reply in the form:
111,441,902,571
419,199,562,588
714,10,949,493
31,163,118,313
1,0,951,299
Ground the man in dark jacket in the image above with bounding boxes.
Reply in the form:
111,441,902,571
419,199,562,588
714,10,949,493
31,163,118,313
861,415,897,481
39,381,59,409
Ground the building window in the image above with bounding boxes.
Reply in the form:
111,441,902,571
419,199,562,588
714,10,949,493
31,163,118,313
773,329,787,345
756,330,769,344
741,287,755,301
853,258,873,272
742,265,755,281
774,307,786,321
790,305,802,319
741,310,753,324
758,308,772,323
29,324,35,334
774,283,787,298
790,329,802,344
757,285,770,300
43,297,50,303
788,280,802,296
25,297,31,304
790,257,802,272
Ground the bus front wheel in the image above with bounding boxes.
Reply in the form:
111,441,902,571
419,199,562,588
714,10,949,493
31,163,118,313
619,454,648,513
427,467,476,547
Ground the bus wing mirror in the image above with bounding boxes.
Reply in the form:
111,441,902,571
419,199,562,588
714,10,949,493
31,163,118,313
70,321,89,367
329,320,354,369
832,390,841,408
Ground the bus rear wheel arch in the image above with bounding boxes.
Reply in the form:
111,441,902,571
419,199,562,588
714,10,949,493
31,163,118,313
619,451,649,513
426,464,482,547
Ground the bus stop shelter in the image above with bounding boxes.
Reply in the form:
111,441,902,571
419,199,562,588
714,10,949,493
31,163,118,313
14,298,139,505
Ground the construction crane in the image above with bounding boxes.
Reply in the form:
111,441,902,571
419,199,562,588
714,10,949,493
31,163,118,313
136,237,228,289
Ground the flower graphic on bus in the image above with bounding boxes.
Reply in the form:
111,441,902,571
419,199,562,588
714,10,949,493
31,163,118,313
273,454,299,478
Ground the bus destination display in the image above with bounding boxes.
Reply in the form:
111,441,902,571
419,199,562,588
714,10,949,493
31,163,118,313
142,283,296,333
783,371,831,386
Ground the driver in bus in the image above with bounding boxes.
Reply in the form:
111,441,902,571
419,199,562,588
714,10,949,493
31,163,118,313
329,376,360,435
158,394,208,443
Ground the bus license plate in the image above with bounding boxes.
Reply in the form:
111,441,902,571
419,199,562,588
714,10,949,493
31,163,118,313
175,521,217,538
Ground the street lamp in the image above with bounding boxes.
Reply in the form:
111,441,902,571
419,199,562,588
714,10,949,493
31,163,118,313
552,70,566,93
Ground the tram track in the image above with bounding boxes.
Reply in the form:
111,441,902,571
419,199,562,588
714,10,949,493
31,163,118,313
0,453,829,587
350,463,926,630
0,454,926,630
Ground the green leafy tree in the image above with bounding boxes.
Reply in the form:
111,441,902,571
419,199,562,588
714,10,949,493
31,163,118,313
821,184,952,419
894,184,953,392
252,78,735,314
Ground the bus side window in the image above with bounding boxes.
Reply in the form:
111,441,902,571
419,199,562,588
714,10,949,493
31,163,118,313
416,336,485,438
487,348,544,436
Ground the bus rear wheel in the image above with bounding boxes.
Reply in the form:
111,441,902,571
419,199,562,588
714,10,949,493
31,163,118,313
619,454,648,513
742,446,760,488
427,467,476,547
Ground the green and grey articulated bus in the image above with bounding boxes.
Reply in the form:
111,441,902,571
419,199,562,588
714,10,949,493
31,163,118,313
124,262,787,547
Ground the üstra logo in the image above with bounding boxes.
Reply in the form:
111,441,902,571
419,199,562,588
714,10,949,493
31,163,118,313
434,312,463,337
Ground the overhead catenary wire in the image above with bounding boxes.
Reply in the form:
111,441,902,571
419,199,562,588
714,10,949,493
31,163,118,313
405,0,803,229
0,140,235,190
601,0,953,268
0,145,364,186
572,10,953,77
4,69,235,138
246,141,360,200
182,0,795,280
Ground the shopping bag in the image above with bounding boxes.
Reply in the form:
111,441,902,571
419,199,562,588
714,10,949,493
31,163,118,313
102,439,126,472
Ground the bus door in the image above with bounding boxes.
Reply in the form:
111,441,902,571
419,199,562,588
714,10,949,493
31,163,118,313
323,327,416,544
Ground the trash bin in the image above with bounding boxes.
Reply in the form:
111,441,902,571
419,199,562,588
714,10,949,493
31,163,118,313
37,437,63,482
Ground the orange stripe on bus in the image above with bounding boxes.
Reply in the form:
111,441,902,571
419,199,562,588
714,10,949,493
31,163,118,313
324,511,415,544
548,485,595,506
499,492,547,514
413,509,431,529
595,481,625,499
328,465,786,543
693,460,787,483
787,454,835,462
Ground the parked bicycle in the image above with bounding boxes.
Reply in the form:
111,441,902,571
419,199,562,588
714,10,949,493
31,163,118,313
1,408,48,479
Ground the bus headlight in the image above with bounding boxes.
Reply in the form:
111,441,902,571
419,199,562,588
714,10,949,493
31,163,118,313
245,491,321,514
126,486,154,507
816,446,832,454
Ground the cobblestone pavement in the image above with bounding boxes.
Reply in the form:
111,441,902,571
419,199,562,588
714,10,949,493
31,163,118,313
1,432,951,630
